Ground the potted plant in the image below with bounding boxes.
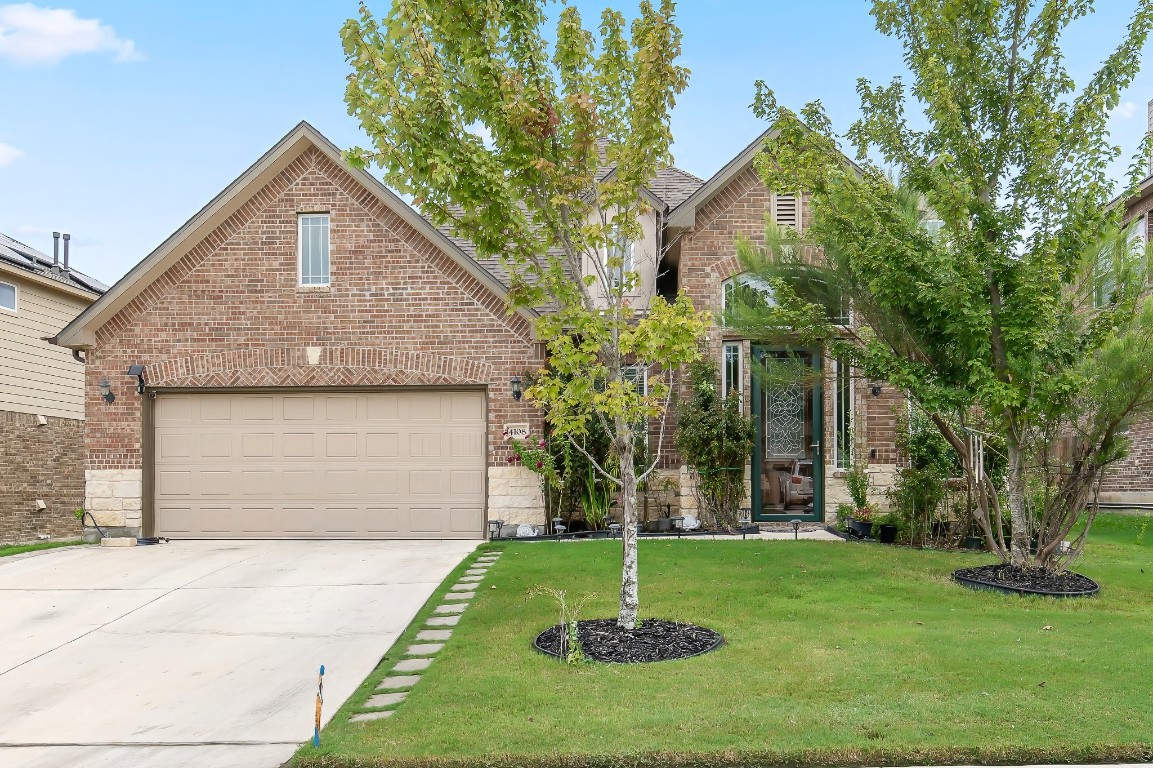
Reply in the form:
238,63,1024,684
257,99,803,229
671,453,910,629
835,503,855,533
845,465,873,537
873,512,900,544
849,507,874,538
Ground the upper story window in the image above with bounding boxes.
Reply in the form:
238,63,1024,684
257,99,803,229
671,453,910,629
0,281,15,312
622,364,647,396
298,213,331,286
605,223,634,288
721,273,776,316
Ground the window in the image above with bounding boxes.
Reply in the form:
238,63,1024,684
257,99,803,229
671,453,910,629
605,223,633,288
0,281,15,312
622,364,648,447
722,343,742,406
771,192,801,231
298,214,331,286
833,354,853,470
722,273,776,316
923,218,945,237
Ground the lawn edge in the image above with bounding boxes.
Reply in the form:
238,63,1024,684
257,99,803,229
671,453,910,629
291,741,1153,768
0,539,85,558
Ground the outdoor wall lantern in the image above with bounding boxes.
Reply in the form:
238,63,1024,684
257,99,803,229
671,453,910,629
510,376,523,401
126,364,147,395
97,378,115,404
870,383,883,396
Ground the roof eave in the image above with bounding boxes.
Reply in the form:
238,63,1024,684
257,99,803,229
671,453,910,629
0,261,102,302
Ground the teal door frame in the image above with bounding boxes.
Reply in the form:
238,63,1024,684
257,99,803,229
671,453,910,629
751,346,824,522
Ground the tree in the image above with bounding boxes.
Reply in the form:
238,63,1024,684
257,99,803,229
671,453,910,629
342,0,708,627
738,0,1153,571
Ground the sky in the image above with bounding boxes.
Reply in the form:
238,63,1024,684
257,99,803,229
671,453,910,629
2,1,1153,287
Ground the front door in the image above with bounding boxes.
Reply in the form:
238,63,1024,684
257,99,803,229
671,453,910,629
751,348,824,522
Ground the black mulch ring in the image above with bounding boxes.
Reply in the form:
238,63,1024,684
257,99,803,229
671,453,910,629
953,563,1099,597
534,618,723,663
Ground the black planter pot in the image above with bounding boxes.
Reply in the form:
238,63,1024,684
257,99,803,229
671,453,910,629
964,535,984,550
655,517,673,532
848,519,873,538
878,524,898,544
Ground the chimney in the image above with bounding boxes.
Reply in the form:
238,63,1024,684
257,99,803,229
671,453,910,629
52,232,60,268
1147,99,1153,176
62,233,70,272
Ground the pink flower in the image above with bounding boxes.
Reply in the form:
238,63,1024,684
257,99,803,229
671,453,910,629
506,456,515,464
536,461,543,469
538,439,546,448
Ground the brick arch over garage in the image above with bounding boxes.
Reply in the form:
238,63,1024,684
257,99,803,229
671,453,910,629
147,346,495,389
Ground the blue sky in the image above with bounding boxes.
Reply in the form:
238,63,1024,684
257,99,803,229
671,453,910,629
2,1,1153,286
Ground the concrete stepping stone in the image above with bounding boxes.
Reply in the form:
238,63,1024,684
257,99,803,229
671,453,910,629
464,570,488,577
406,643,444,655
350,710,394,722
417,629,452,641
458,575,482,583
450,583,475,591
365,691,408,708
426,615,460,627
434,603,467,615
378,675,421,689
394,658,432,672
443,591,474,601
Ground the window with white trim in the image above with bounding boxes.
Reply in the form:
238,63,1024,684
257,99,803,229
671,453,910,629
298,213,331,286
721,273,776,317
833,354,854,470
722,342,742,406
771,192,801,231
605,223,634,288
0,281,15,312
623,364,648,447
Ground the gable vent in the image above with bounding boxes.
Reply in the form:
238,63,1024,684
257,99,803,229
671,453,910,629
771,192,801,231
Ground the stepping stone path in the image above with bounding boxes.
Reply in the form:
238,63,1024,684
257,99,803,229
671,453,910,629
348,549,502,724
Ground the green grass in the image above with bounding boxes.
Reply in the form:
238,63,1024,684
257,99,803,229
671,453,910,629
295,514,1153,767
0,540,83,558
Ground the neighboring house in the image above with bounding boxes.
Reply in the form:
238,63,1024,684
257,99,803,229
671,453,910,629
1100,117,1153,509
55,121,900,541
1,233,106,542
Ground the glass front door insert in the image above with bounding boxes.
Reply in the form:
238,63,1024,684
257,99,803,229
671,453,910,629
752,348,823,522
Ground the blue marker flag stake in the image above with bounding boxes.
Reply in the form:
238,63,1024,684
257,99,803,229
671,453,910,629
313,664,325,747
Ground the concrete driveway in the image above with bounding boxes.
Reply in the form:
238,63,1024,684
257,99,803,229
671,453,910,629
0,539,477,768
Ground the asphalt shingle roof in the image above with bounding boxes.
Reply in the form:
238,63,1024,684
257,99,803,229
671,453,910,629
0,232,108,295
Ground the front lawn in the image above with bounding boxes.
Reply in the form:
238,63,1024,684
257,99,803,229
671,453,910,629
0,540,83,558
296,513,1153,767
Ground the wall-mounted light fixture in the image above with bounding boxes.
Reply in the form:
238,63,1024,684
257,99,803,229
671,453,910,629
870,383,883,397
510,376,523,401
98,378,115,404
126,365,147,395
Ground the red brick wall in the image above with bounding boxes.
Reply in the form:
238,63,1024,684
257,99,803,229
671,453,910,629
1100,415,1153,498
0,411,84,542
85,146,544,473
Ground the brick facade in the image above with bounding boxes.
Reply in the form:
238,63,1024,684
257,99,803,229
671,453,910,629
82,143,546,536
0,411,84,542
673,166,903,520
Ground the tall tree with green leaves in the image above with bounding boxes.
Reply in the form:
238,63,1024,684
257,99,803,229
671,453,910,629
737,0,1153,571
342,0,706,627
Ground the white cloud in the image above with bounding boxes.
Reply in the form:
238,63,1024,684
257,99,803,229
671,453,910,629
0,3,142,65
467,121,494,148
0,142,24,166
1112,101,1138,121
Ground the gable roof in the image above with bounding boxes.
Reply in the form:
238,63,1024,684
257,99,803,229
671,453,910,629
55,121,537,349
0,232,107,297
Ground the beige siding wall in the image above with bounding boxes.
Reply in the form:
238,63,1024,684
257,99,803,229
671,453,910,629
0,272,92,419
582,207,660,310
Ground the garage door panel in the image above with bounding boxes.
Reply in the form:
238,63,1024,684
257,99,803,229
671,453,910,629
154,390,485,539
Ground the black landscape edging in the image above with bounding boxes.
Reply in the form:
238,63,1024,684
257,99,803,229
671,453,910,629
952,565,1100,598
533,618,725,664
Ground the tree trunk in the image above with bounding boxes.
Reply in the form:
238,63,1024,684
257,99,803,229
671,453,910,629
617,433,639,630
1006,437,1031,568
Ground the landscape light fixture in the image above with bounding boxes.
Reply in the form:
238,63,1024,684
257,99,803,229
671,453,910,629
791,519,802,540
510,376,523,401
126,365,146,395
487,519,505,540
97,379,115,404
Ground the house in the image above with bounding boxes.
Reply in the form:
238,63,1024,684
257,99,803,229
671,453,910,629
1,232,106,542
55,122,900,540
1099,105,1153,509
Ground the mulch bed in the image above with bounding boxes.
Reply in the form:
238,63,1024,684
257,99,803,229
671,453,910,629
953,563,1099,597
534,618,723,663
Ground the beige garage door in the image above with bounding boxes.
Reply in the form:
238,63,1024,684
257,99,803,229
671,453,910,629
152,390,486,539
